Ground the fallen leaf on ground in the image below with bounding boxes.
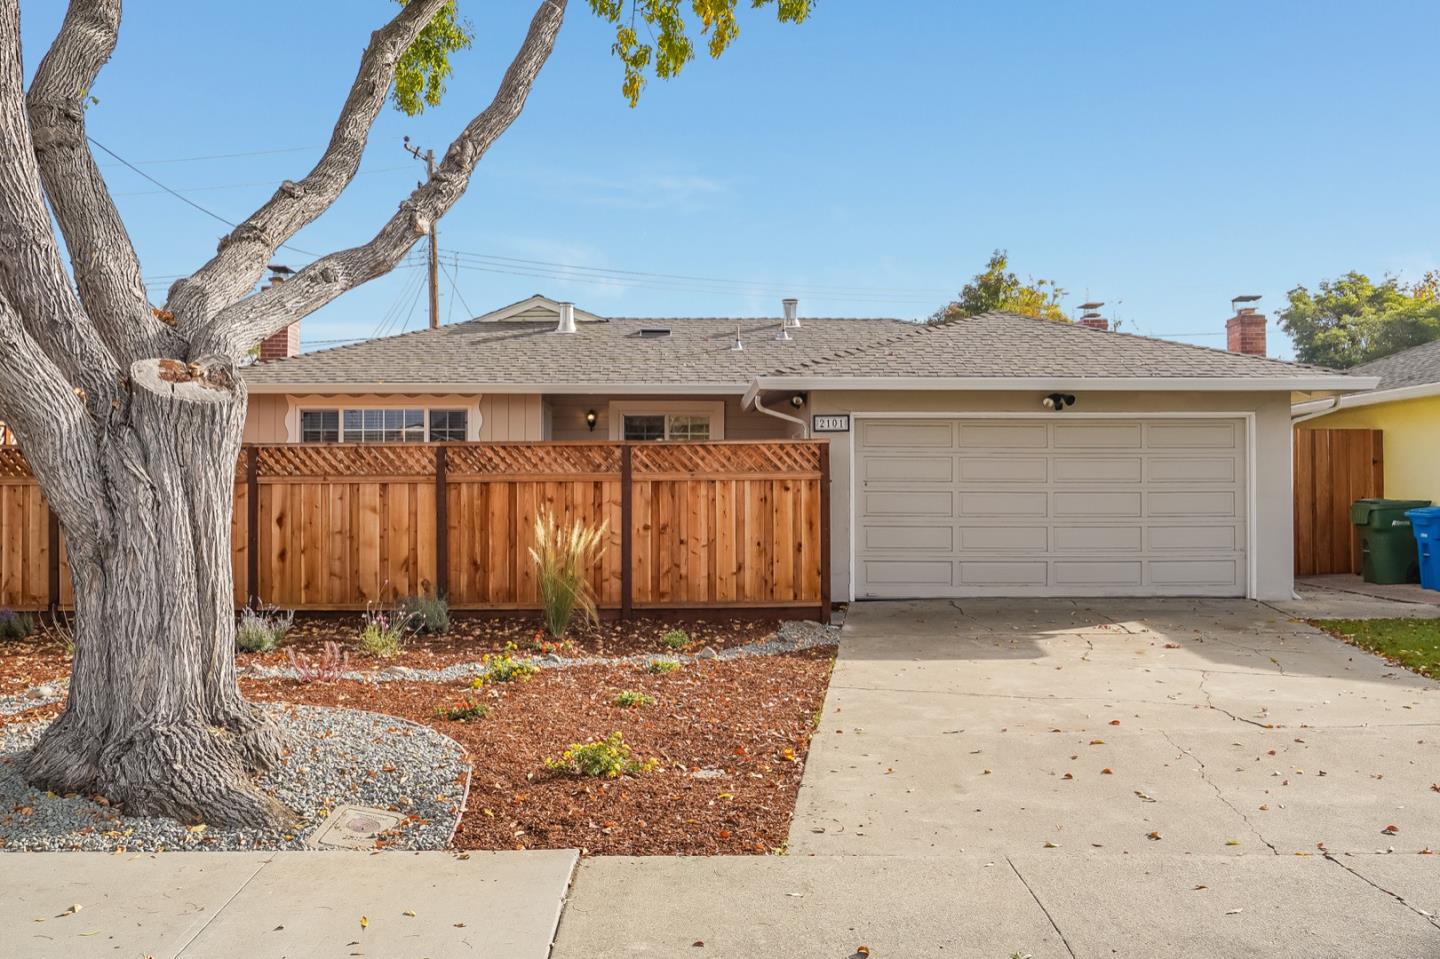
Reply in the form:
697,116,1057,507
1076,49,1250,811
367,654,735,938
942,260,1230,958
360,916,369,929
1382,824,1400,835
1147,831,1162,841
1225,908,1243,916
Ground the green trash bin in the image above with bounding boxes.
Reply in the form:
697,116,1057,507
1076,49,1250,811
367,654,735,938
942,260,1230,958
1351,498,1432,584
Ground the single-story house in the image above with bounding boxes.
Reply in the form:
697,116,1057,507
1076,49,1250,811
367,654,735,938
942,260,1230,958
242,296,1373,603
1292,338,1440,504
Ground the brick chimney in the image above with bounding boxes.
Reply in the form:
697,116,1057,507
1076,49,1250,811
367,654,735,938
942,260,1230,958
1077,301,1108,331
1226,308,1266,356
255,276,300,361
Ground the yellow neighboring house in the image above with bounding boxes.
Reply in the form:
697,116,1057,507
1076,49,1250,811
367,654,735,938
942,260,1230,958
1293,339,1440,503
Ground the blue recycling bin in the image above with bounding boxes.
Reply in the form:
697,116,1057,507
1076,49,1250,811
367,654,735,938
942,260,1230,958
1407,507,1440,591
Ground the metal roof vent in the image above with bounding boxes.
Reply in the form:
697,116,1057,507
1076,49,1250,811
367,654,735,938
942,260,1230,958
554,301,577,334
636,327,671,338
730,318,744,351
783,297,800,329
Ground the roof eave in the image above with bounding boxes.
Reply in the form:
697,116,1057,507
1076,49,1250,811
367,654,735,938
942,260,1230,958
751,374,1380,393
243,380,752,396
1291,379,1440,418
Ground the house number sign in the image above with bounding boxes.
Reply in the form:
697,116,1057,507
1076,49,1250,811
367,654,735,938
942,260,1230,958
812,414,851,433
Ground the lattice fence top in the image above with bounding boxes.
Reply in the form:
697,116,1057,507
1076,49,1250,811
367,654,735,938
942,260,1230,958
632,441,822,476
447,443,621,476
256,444,436,478
0,448,32,478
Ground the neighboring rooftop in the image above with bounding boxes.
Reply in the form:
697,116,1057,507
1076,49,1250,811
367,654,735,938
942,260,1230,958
772,310,1345,380
1348,338,1440,392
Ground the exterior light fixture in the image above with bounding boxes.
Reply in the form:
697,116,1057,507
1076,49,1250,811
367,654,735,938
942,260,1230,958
1042,393,1077,411
789,393,806,409
585,409,598,432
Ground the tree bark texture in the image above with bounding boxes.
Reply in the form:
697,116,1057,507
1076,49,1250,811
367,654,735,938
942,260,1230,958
0,0,566,829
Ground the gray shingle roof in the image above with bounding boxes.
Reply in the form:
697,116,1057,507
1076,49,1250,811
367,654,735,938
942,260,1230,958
772,311,1344,379
243,314,910,387
1348,339,1440,391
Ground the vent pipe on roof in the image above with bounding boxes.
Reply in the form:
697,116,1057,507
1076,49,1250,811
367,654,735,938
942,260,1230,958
775,297,795,341
783,297,800,329
555,301,577,334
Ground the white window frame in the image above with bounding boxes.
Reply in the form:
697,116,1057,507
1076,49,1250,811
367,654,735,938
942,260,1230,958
284,395,482,443
607,400,725,441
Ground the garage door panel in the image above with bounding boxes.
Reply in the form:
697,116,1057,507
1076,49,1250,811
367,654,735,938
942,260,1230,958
958,456,1047,483
1053,456,1142,483
957,423,1047,448
959,526,1048,551
856,417,1247,599
958,561,1048,586
1053,491,1141,516
1149,457,1236,483
865,525,953,551
864,490,952,516
861,421,953,447
1053,526,1142,551
959,491,1048,517
864,455,954,483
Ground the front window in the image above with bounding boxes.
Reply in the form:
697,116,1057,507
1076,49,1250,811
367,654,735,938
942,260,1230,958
620,411,715,442
667,415,711,441
298,408,466,443
622,414,667,442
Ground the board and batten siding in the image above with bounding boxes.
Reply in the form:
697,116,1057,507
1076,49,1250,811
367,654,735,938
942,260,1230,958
545,394,796,441
809,390,1297,602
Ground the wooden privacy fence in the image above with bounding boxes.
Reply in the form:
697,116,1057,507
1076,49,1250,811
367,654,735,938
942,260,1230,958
1,441,830,620
1294,428,1384,576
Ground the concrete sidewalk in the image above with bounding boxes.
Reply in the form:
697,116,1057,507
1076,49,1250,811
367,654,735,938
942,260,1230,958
1,849,577,959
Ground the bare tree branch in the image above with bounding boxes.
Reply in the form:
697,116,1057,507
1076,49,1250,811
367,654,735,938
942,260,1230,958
0,0,120,412
0,290,107,538
27,0,185,365
165,0,451,327
190,0,567,361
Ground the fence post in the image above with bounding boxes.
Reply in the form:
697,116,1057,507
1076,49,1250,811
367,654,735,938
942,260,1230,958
47,507,60,614
435,445,449,599
620,444,633,620
245,446,260,609
818,440,831,625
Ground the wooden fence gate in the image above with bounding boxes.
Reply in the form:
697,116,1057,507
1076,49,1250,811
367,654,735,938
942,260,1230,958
1,441,830,621
1293,428,1384,576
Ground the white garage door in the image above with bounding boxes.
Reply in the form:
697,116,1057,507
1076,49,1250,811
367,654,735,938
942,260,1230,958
854,417,1248,598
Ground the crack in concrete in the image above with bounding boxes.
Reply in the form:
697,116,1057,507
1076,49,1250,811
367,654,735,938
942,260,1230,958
1158,730,1280,855
1322,853,1440,932
1005,857,1078,959
1198,671,1273,728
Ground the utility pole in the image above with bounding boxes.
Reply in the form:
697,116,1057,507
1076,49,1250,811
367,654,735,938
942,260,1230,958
404,136,440,330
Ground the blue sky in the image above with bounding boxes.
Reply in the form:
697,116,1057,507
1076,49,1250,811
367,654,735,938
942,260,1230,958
20,1,1440,358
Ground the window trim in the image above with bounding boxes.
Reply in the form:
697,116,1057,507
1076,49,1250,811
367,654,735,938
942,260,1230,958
284,395,483,443
607,400,725,441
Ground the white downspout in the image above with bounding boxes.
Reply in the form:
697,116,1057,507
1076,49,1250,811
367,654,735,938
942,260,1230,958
753,392,809,438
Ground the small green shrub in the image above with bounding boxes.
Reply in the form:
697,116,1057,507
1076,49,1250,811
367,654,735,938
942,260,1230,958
530,507,609,638
648,659,680,675
613,690,654,708
661,628,689,650
470,643,539,686
0,609,36,642
544,732,657,778
359,605,412,659
235,605,294,653
436,696,489,722
401,594,450,635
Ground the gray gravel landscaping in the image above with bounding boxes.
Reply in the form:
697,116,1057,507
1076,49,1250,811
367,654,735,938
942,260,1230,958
0,704,469,853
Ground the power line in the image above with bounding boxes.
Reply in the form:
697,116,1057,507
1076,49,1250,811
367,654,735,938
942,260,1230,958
97,144,323,166
88,137,322,259
441,256,474,322
112,165,410,198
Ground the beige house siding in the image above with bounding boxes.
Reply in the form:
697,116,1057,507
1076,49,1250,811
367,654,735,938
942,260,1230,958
809,389,1295,603
544,394,795,441
241,393,543,442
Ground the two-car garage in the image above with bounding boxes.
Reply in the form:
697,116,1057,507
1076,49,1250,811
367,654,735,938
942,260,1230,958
853,416,1250,598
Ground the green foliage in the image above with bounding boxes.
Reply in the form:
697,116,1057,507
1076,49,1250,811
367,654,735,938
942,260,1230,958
436,695,489,722
587,0,813,105
530,507,609,638
359,606,412,658
235,605,294,653
613,689,655,708
401,594,451,635
392,0,474,116
661,627,689,650
930,250,1068,325
544,731,658,777
1277,271,1440,368
648,658,681,675
0,609,36,642
1313,618,1440,679
471,643,540,686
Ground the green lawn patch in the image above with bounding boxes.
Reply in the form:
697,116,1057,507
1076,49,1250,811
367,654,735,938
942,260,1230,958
1312,618,1440,679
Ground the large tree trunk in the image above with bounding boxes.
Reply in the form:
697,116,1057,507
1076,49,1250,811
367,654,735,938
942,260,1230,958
24,360,294,829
